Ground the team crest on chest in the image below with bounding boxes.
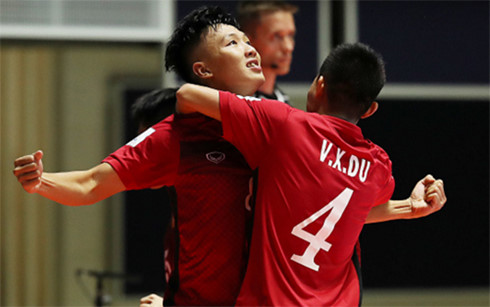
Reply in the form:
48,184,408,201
206,151,226,164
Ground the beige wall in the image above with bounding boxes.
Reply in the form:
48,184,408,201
1,41,162,306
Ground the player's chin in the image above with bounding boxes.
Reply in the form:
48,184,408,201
244,71,265,83
276,66,291,76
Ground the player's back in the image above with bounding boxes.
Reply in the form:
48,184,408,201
236,108,394,306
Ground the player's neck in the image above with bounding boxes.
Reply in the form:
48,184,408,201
205,80,257,97
324,106,359,124
257,70,277,95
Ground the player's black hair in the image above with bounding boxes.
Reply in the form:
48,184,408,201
131,88,177,131
319,42,386,118
165,6,239,83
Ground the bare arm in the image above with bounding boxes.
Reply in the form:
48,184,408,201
13,150,125,206
176,84,222,121
366,174,446,223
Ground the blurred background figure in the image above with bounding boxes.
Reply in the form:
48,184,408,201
238,0,297,103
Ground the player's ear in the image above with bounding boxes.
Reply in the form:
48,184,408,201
193,62,213,79
315,75,326,99
361,101,379,119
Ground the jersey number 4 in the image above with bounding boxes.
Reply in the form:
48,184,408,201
291,188,353,271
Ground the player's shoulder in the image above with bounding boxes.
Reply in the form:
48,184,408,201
363,135,389,158
152,113,175,128
254,85,290,105
153,113,208,132
129,114,180,147
368,141,392,169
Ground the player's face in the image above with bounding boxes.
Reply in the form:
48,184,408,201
197,24,265,96
249,11,296,76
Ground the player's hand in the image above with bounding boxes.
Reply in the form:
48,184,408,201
13,150,44,193
409,174,446,218
140,293,164,307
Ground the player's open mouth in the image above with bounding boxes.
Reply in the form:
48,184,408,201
246,59,262,72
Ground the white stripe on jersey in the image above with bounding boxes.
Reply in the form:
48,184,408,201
127,127,155,147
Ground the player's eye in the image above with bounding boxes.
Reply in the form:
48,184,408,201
226,40,237,46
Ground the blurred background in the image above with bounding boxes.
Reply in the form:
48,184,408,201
1,0,488,306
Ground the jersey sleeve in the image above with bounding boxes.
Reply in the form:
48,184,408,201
219,91,291,169
373,151,396,206
102,115,179,190
376,175,395,206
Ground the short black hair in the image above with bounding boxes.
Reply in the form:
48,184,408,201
319,43,386,118
165,6,239,83
131,88,177,130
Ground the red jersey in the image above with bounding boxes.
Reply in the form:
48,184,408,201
103,114,252,305
219,91,395,306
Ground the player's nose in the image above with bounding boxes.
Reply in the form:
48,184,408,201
245,43,258,58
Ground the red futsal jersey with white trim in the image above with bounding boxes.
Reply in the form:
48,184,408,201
219,91,395,306
103,114,252,306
